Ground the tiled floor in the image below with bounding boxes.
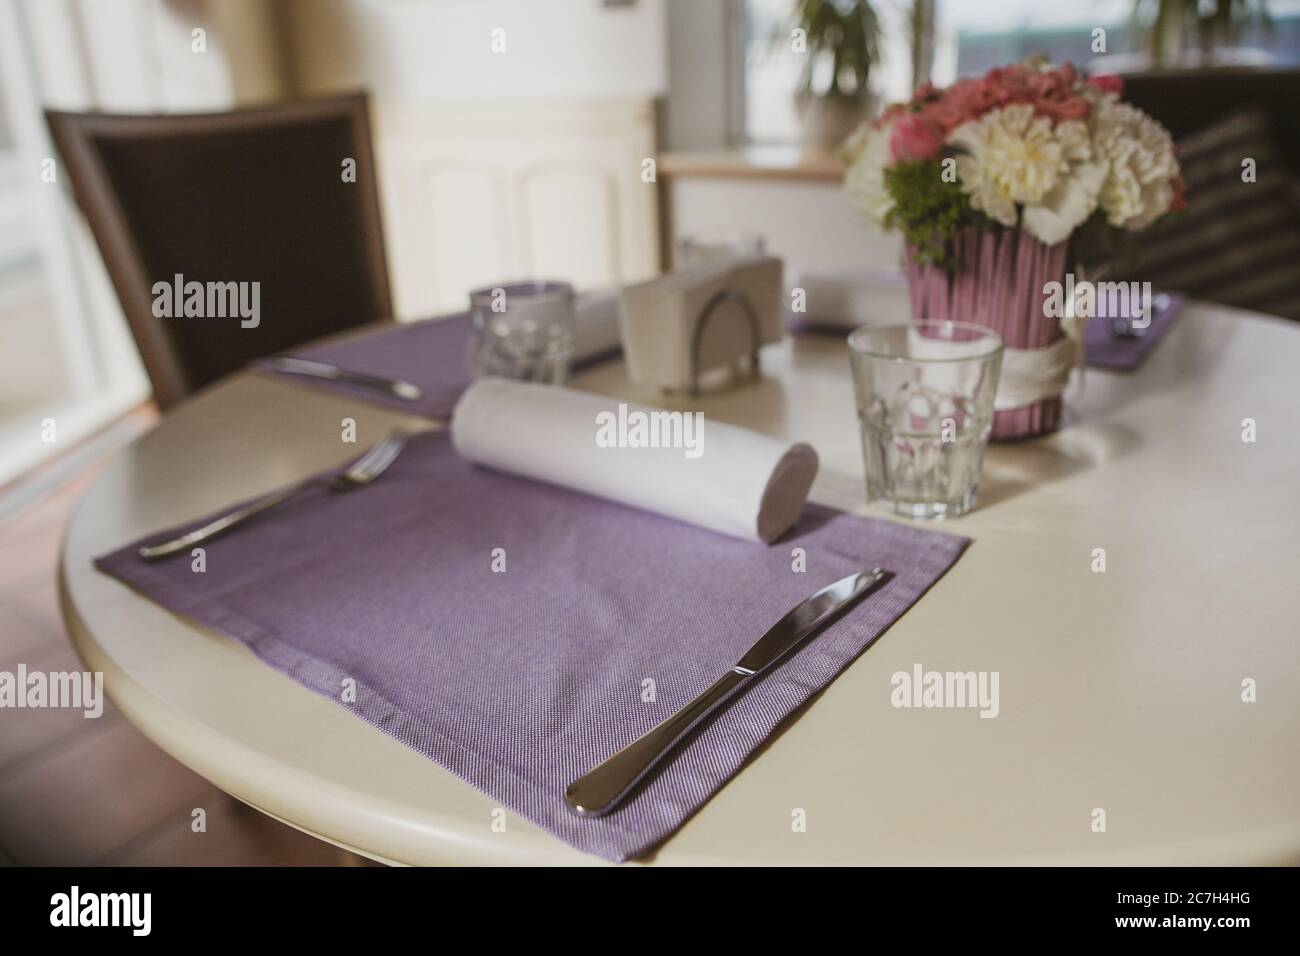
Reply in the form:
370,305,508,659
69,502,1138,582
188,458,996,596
0,418,362,865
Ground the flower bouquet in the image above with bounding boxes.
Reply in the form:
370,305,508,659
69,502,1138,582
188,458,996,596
841,61,1186,439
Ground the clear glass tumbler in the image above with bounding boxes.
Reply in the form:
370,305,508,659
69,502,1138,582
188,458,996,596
469,280,575,385
848,321,1003,519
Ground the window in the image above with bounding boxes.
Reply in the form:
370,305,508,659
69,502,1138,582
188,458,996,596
0,0,148,485
738,0,1300,146
739,0,915,144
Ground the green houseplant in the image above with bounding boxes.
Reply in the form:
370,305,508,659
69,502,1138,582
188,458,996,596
1135,0,1271,66
788,0,881,149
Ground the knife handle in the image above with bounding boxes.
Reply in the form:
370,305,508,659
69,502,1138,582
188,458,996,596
564,667,751,817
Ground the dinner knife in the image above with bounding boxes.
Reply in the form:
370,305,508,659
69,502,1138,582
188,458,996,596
269,356,423,401
564,566,888,817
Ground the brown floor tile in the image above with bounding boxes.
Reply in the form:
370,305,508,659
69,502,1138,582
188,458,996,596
0,600,64,664
0,712,211,864
0,412,358,867
113,788,351,866
0,642,115,772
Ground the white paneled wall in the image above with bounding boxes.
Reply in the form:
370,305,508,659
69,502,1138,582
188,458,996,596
668,176,904,281
376,98,659,319
282,0,667,102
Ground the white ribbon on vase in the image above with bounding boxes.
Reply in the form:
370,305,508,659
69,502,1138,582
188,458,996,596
992,310,1088,412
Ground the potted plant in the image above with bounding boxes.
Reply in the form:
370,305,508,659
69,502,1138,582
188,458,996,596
788,0,881,150
840,61,1187,440
1135,0,1272,67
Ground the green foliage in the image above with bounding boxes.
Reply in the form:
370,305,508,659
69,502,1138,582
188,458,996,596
1134,0,1272,66
883,159,991,268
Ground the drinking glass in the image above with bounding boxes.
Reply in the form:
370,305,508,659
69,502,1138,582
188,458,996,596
848,321,1003,519
675,229,766,268
469,281,575,384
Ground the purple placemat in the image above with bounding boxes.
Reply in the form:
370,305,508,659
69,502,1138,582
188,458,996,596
1083,293,1186,371
255,313,476,418
256,296,626,420
95,432,969,861
787,314,856,337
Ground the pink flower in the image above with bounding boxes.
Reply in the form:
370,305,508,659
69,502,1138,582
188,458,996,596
1035,94,1090,122
939,78,999,130
926,101,969,136
891,61,1096,142
1088,74,1124,96
889,113,943,161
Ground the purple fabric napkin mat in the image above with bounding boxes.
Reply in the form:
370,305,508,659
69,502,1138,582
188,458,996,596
786,314,857,337
1082,293,1185,371
255,313,476,418
94,432,969,862
256,307,625,420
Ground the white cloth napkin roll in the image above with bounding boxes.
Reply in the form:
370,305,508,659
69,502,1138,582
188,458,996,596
451,378,819,543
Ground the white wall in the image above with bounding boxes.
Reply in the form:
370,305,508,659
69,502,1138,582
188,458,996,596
378,98,660,317
663,0,733,149
668,176,904,280
279,0,670,317
283,0,668,101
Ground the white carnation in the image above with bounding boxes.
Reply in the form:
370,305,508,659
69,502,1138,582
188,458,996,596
948,104,1103,245
842,121,895,228
1089,95,1179,230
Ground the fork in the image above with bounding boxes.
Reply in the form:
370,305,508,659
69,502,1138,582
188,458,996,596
138,430,412,560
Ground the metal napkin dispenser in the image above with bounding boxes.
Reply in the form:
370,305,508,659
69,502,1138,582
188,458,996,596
618,255,784,394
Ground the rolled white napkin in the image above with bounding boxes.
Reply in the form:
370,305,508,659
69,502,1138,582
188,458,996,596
451,378,819,543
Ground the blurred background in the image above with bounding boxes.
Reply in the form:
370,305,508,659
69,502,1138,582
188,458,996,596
2,0,1298,865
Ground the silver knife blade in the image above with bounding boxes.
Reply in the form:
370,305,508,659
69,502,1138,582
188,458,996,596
564,567,888,817
735,567,886,675
270,356,423,402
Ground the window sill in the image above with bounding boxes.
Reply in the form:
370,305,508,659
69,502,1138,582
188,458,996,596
658,145,844,183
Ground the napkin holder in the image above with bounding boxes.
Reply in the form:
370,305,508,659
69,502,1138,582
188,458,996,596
620,256,784,394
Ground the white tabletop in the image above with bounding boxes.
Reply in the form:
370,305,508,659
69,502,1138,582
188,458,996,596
60,303,1300,865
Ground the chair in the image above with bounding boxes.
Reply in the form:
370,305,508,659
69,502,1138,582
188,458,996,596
47,93,393,409
1110,69,1300,321
1120,68,1300,178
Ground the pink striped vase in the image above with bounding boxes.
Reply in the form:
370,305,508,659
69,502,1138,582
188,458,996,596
905,227,1070,442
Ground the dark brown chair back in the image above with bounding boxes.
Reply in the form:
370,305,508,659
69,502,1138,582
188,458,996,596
1121,68,1300,177
47,93,392,408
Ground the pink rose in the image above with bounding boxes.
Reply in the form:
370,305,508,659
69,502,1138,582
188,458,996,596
889,113,943,162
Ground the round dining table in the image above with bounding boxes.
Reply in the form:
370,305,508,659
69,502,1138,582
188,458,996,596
60,301,1300,865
